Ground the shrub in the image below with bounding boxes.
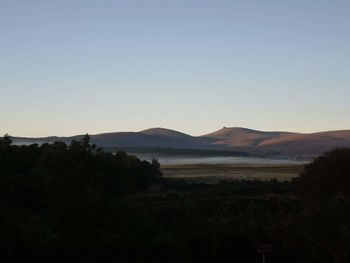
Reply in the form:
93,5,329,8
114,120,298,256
299,148,350,201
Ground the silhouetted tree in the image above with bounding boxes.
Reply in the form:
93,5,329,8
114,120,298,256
0,134,12,147
299,148,350,201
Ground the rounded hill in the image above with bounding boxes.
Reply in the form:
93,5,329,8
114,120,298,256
140,128,193,138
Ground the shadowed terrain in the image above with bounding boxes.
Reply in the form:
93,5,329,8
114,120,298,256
1,135,350,262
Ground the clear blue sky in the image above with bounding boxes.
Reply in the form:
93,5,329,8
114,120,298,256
1,0,349,136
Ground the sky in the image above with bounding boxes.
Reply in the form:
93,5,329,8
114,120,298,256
1,0,349,137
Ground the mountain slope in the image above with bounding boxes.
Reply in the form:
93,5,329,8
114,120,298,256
202,127,350,156
9,127,350,157
202,127,296,147
257,131,350,155
91,130,207,149
140,128,193,138
11,128,211,150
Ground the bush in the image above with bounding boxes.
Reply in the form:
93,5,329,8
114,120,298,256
299,148,350,201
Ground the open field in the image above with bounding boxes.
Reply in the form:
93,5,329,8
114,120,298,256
161,163,304,183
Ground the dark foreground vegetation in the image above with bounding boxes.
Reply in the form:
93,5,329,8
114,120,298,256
1,135,350,263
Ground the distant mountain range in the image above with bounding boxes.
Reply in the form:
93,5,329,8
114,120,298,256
9,127,350,157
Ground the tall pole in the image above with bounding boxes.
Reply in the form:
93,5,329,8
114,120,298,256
262,252,265,263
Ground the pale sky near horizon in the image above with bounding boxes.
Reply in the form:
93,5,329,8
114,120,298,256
1,0,349,137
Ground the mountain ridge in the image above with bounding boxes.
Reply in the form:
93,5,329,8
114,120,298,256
7,127,350,157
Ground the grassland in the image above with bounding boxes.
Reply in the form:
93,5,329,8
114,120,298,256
161,163,304,183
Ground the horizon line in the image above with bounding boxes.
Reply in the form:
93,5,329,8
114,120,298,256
4,126,350,139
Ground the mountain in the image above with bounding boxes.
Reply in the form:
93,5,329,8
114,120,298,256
11,128,213,150
201,127,350,156
90,128,209,149
140,128,192,138
256,130,350,156
8,127,350,157
201,127,296,147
